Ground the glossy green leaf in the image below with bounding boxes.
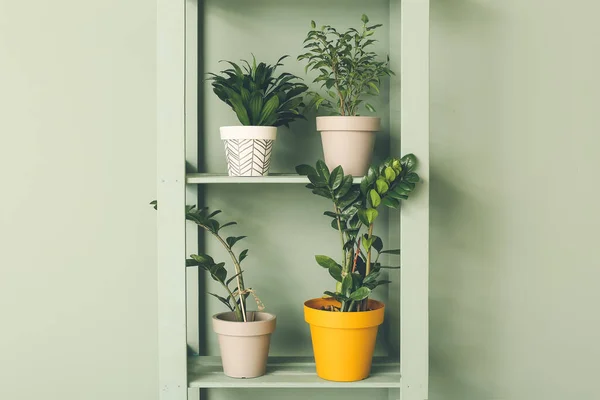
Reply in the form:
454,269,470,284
405,172,420,183
328,265,343,282
384,167,396,182
226,236,246,248
208,292,233,311
380,249,401,255
238,249,249,263
315,255,342,270
401,153,417,171
375,178,389,195
369,189,381,208
382,196,400,208
316,160,330,181
341,274,353,295
329,165,344,190
373,236,384,253
349,286,371,301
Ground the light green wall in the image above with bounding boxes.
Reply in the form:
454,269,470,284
429,0,600,399
2,1,600,400
0,1,158,400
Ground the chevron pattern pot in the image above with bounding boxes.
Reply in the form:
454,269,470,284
220,126,277,177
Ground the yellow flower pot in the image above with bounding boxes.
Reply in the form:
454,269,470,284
304,298,385,382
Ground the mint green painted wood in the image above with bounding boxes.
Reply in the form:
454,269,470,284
399,1,430,400
157,0,188,398
187,173,311,184
188,357,400,388
186,173,363,184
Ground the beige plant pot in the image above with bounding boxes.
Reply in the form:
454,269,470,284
212,311,277,379
317,116,380,177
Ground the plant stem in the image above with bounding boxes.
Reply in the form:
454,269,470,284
348,300,357,312
221,282,244,322
365,223,374,276
202,225,247,322
334,205,347,273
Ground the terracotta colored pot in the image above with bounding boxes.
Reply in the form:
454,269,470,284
212,311,277,378
304,298,384,382
316,116,380,177
220,126,277,176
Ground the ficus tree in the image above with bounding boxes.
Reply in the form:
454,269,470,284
296,154,419,312
151,201,262,322
297,14,394,116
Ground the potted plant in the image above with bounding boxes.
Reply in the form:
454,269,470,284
298,15,394,177
208,56,308,176
295,154,419,382
151,201,276,378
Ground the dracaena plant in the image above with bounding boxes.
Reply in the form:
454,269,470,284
295,155,419,312
151,201,263,322
297,14,394,116
208,55,308,127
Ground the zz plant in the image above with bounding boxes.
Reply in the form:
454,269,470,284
297,14,394,116
296,155,419,311
151,201,262,322
208,55,308,127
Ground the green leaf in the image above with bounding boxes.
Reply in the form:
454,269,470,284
361,14,369,24
190,253,215,266
335,175,353,198
365,103,376,113
219,221,237,230
316,160,330,181
362,235,374,251
373,236,384,253
208,292,233,311
226,270,244,286
239,249,249,263
338,187,361,209
341,274,353,295
363,271,381,285
349,286,371,301
312,187,331,198
248,92,264,125
295,164,317,176
209,262,227,283
366,166,377,184
329,165,344,190
358,208,379,225
368,82,380,94
384,167,396,182
369,189,381,208
226,236,247,248
401,154,418,171
380,249,401,255
258,95,279,126
328,265,343,282
311,20,316,29
382,196,400,208
375,178,389,195
315,255,342,270
405,172,420,183
207,210,222,218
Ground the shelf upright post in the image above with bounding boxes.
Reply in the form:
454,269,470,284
157,0,188,399
399,1,430,400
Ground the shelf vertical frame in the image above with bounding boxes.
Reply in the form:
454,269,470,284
399,1,430,400
157,0,188,399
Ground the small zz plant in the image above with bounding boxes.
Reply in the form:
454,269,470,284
151,201,263,322
296,155,419,312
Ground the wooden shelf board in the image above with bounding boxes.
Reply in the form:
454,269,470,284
186,173,364,184
186,173,310,184
188,356,401,388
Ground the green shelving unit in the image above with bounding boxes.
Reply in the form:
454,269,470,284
157,1,430,399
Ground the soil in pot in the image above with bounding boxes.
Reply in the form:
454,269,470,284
304,297,384,382
212,311,277,378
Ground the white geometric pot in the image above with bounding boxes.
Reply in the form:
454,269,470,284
220,126,277,177
316,116,380,177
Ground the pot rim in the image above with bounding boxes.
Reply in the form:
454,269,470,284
212,311,277,337
304,298,385,329
213,311,276,323
220,125,277,140
316,116,380,132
